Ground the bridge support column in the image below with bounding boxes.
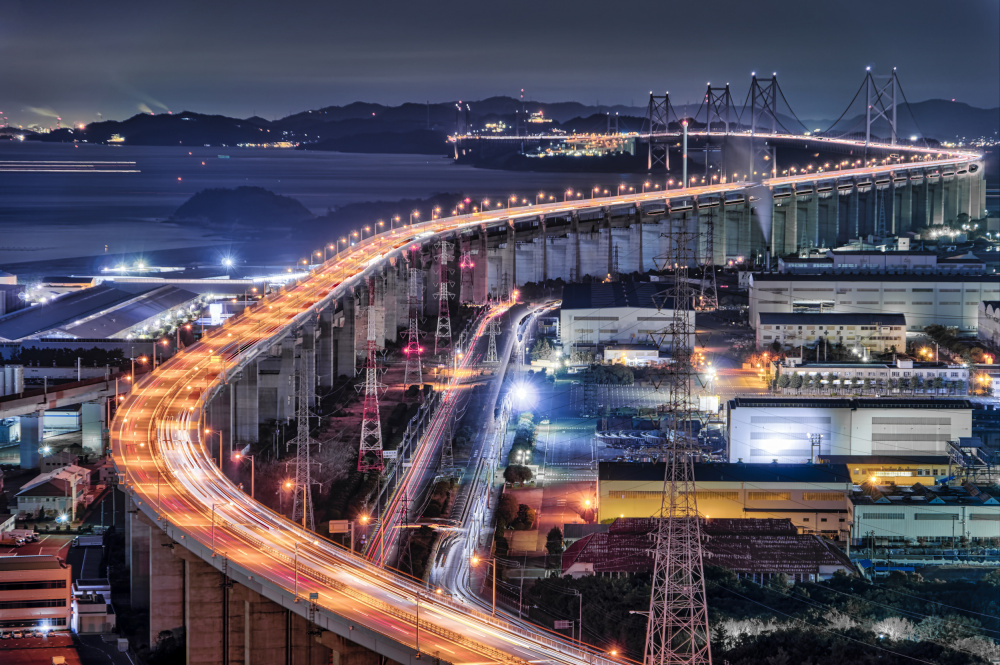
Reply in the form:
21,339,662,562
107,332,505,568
571,212,582,281
207,383,233,461
317,309,335,390
846,185,860,240
817,194,837,249
335,293,357,378
805,195,819,249
382,266,398,347
777,200,795,255
127,506,151,617
81,400,105,456
18,413,41,469
234,364,259,446
931,179,944,225
897,181,913,234
540,217,548,281
945,177,960,224
148,526,185,651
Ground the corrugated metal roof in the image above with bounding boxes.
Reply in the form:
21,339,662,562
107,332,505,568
561,518,854,576
727,397,972,410
561,282,675,311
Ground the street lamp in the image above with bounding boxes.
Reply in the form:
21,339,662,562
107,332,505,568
470,555,498,616
234,452,254,499
409,210,420,226
204,428,223,467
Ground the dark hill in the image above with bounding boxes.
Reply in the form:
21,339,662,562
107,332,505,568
173,187,313,226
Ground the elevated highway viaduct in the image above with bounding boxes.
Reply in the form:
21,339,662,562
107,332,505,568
113,139,983,664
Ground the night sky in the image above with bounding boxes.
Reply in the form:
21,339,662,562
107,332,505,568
2,0,998,127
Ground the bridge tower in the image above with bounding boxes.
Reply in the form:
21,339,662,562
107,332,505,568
646,226,712,665
645,92,673,171
403,264,424,390
748,73,779,136
434,240,454,355
701,83,734,135
865,67,898,147
358,278,385,473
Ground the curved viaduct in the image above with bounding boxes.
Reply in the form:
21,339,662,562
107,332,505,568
113,137,984,665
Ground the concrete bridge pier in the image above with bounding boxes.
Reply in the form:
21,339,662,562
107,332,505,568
335,291,357,378
81,400,106,456
317,309,336,390
816,191,837,248
233,364,259,448
18,412,41,469
206,383,233,462
382,263,399,347
930,177,945,225
803,193,819,250
895,180,913,234
774,198,795,255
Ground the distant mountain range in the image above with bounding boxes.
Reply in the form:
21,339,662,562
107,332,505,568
6,96,996,152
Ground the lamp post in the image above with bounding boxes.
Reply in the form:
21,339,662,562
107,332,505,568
234,452,254,499
470,555,497,616
204,428,223,468
409,210,420,226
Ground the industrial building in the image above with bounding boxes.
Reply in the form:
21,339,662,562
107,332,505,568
561,517,855,583
755,312,906,353
0,283,205,342
776,249,987,275
0,555,72,631
559,282,691,352
597,462,853,540
979,301,1000,350
726,397,973,464
771,358,969,396
748,273,999,331
818,455,953,485
852,482,1000,547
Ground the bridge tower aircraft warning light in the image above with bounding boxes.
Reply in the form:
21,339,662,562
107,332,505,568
646,222,712,665
434,239,454,355
403,264,424,390
359,277,386,473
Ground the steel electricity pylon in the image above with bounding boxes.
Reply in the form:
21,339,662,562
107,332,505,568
290,346,320,531
403,265,424,390
484,317,500,364
646,225,712,665
358,278,385,473
434,239,454,355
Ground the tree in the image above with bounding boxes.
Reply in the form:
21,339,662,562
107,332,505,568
503,464,533,486
872,616,916,641
789,374,803,390
546,527,564,555
777,374,791,389
496,494,519,528
511,504,537,530
530,338,556,362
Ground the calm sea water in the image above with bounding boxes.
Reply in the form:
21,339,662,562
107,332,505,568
0,142,637,279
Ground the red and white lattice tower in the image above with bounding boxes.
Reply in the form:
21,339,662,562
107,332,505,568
402,265,423,390
433,239,453,355
459,249,475,304
645,225,712,665
358,278,385,473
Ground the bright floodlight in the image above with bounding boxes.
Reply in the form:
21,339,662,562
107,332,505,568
513,382,534,408
222,257,234,268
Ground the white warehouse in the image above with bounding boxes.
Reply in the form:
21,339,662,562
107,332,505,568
559,282,693,352
725,397,973,464
749,273,999,332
